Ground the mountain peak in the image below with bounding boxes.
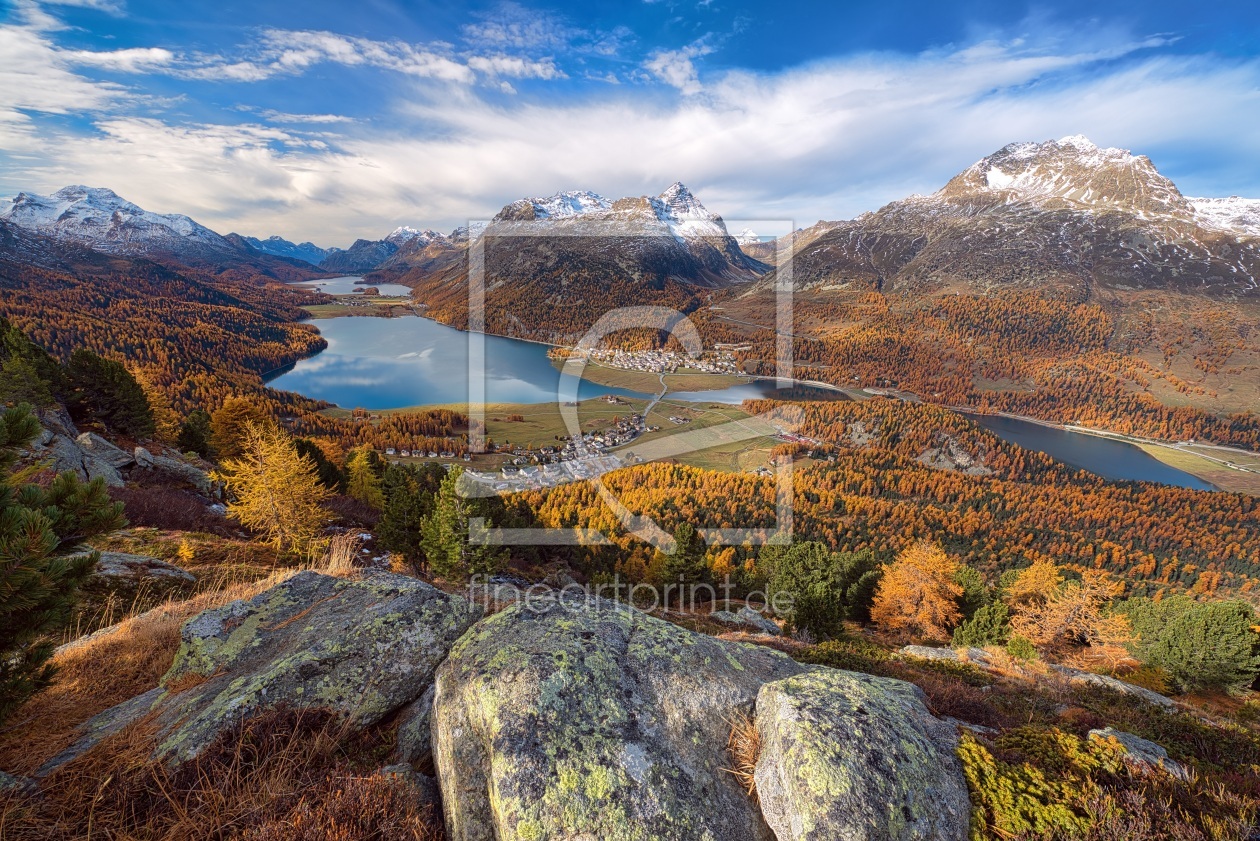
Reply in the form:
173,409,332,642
938,136,1189,218
2,184,231,258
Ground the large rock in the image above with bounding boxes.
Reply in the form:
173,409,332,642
901,645,991,665
92,551,197,587
1088,727,1190,781
76,432,135,469
432,594,804,841
40,571,480,774
754,670,970,841
1050,665,1175,709
134,452,214,494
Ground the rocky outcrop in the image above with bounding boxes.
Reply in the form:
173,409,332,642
1050,665,1175,709
432,595,803,841
1088,727,1190,781
28,410,211,493
431,594,971,841
709,606,782,636
40,571,481,774
900,645,991,665
79,551,197,602
754,670,971,841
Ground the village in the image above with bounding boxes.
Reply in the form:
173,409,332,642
579,347,742,375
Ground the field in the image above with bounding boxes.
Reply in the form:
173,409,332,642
300,299,417,319
1138,442,1260,495
552,359,749,394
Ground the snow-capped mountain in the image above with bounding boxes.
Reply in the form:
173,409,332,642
755,136,1259,297
939,135,1192,218
387,226,448,246
241,235,329,266
1189,197,1260,238
2,186,238,260
650,182,729,241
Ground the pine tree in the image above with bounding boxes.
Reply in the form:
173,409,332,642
0,404,125,721
0,318,65,402
952,601,1011,648
871,541,964,641
954,565,991,621
346,446,384,509
762,541,878,639
213,422,331,556
420,466,506,582
177,408,213,457
209,397,272,460
1148,601,1260,693
661,523,708,602
377,462,444,572
65,349,155,439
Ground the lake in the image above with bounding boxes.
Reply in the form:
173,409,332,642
267,315,648,407
269,314,1217,491
967,413,1215,491
293,276,413,297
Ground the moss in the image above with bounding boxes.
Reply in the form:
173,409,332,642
516,818,545,840
957,728,1126,840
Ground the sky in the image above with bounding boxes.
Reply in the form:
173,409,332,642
1,0,1259,245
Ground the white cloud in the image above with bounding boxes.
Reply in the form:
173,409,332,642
467,53,565,80
644,38,714,95
65,46,175,73
3,24,1260,246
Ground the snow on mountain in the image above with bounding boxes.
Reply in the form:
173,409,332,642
1,186,235,258
650,182,729,241
242,235,329,266
1189,197,1260,238
734,228,761,246
387,226,448,246
941,135,1191,218
527,190,613,219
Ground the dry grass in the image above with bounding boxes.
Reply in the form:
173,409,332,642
725,710,761,799
2,705,443,841
0,568,300,776
321,532,363,576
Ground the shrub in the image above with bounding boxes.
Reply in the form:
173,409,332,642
953,601,1010,648
796,637,892,674
1145,600,1260,693
1006,634,1038,662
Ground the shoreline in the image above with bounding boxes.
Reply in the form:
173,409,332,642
265,307,1259,493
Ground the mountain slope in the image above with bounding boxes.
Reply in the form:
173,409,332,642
755,136,1259,298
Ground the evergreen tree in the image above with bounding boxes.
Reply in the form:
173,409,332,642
0,404,125,721
377,462,444,571
0,355,53,407
294,438,347,493
209,397,272,460
762,541,878,639
346,446,385,509
952,601,1011,648
177,409,213,457
1121,596,1260,692
213,422,331,556
954,565,991,621
661,523,707,603
0,318,65,402
65,349,155,439
420,466,506,582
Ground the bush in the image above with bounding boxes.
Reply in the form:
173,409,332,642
796,638,891,674
953,601,1010,648
1148,600,1260,693
1006,634,1038,662
761,542,879,640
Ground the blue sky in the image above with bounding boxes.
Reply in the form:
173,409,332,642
1,0,1258,243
